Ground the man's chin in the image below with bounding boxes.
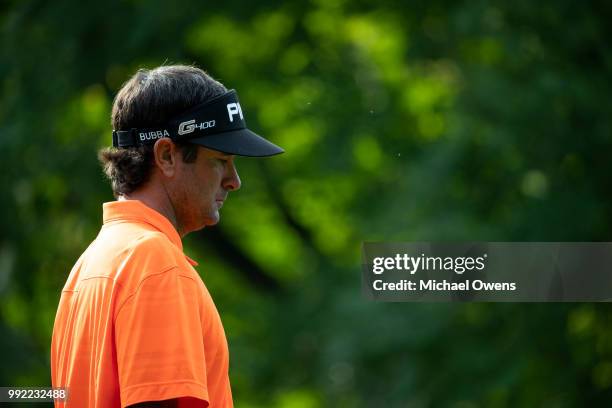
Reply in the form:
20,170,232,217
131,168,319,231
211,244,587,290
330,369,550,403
186,211,220,233
202,211,220,227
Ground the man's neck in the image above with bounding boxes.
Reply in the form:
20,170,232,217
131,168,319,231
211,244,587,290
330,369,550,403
117,189,183,236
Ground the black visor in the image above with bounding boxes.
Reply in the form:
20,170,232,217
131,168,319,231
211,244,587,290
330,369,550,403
112,90,284,157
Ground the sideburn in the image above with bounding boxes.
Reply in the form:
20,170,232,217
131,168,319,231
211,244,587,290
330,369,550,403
179,143,199,163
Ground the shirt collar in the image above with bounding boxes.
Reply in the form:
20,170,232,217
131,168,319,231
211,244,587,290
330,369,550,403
102,200,198,266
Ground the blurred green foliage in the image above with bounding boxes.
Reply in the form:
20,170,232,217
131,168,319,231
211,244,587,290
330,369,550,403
2,0,612,406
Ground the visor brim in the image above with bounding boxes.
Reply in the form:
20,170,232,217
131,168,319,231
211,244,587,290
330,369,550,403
187,128,284,157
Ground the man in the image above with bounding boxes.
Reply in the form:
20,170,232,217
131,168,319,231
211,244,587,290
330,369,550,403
50,65,283,408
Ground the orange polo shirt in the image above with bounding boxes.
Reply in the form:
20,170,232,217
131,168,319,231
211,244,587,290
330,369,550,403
51,200,233,407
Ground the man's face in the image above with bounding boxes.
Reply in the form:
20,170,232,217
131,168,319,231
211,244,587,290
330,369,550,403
170,146,241,234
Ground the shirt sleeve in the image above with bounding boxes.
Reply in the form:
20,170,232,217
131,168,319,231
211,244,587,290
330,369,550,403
114,266,209,408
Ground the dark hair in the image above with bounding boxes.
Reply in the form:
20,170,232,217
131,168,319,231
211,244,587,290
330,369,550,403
99,65,227,197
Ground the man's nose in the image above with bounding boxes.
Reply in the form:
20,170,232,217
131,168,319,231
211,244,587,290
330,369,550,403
223,161,241,192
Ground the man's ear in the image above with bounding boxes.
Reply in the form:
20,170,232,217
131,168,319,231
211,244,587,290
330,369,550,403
153,138,178,177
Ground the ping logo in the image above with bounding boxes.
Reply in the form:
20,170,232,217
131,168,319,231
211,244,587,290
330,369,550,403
178,119,216,135
227,102,244,122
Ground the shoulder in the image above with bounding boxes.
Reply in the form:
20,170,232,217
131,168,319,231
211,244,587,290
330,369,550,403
113,231,202,319
116,230,185,287
129,230,178,259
